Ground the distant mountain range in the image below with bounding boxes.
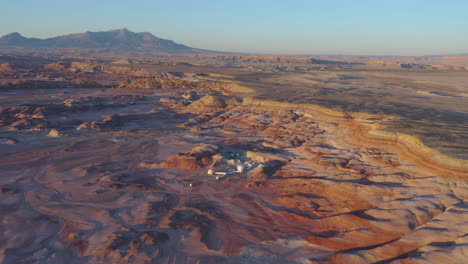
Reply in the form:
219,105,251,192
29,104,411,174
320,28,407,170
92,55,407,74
0,28,213,54
1,29,466,57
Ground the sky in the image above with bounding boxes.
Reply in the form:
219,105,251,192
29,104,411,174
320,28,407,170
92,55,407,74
1,0,467,56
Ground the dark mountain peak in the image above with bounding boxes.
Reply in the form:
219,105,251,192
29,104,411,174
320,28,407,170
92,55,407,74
0,32,34,45
1,32,26,41
115,29,135,39
108,28,130,32
0,29,214,54
118,28,131,33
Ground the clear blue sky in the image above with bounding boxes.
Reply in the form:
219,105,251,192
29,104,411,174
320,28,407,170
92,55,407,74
1,0,467,55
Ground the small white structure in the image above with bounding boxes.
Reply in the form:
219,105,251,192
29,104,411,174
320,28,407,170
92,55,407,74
214,172,227,180
209,163,246,181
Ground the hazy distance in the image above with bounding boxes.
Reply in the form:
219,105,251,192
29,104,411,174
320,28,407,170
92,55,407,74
1,1,467,55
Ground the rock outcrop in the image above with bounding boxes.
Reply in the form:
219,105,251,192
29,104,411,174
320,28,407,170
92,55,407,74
47,128,65,137
160,144,222,169
0,63,12,73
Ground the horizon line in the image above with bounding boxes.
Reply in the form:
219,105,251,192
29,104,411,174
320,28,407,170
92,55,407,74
1,28,467,58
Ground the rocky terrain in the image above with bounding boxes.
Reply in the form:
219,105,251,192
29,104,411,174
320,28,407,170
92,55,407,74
0,55,467,263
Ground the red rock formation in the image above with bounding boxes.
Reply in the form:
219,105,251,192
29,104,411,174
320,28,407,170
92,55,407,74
160,144,221,169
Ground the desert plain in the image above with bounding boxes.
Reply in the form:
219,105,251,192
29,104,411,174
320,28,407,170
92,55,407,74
0,52,467,264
